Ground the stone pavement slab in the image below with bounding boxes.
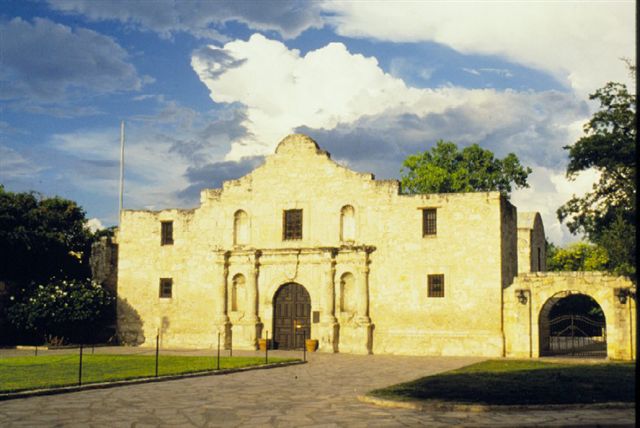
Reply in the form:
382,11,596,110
0,350,635,427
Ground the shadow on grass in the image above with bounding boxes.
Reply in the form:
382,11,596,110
370,360,635,405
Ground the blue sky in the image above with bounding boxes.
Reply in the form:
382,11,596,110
0,1,635,244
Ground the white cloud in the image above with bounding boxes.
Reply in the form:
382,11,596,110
50,127,191,211
0,18,145,102
323,2,635,95
511,167,600,245
0,145,43,179
462,68,481,76
192,34,587,162
45,97,248,218
86,217,105,232
194,34,420,157
48,0,324,39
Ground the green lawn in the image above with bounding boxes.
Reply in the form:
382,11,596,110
370,360,635,405
0,354,296,393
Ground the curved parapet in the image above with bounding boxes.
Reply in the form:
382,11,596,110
517,212,546,273
275,133,323,155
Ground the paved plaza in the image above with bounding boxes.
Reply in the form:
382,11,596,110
0,349,635,427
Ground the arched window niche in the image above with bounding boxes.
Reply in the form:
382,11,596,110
231,273,245,312
234,210,249,245
340,272,356,314
340,205,355,242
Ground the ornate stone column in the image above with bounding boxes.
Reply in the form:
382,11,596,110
245,250,261,324
213,250,231,348
321,252,337,324
242,250,262,348
353,247,373,354
356,260,371,324
319,248,338,352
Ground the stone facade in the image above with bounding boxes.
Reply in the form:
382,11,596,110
116,134,636,360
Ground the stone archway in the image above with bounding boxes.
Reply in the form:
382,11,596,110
273,283,311,349
538,291,607,357
505,272,636,360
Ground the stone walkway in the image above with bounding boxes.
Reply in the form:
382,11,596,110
0,350,635,427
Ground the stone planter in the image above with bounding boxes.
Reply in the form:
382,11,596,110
258,339,270,351
305,339,318,352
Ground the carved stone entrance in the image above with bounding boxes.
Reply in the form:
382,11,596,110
273,283,311,349
506,272,635,360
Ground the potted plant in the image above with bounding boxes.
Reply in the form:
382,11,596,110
305,339,318,352
258,338,270,351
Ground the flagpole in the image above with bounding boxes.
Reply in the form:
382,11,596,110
119,120,125,223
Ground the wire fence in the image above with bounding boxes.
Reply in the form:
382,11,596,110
0,332,304,394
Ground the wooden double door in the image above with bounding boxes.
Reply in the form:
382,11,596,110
273,283,311,349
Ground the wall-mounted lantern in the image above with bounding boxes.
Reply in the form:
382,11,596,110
615,288,635,304
516,289,528,305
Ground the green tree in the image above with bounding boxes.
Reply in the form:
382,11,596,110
400,140,531,194
0,185,113,344
546,241,609,271
557,81,636,280
0,185,93,285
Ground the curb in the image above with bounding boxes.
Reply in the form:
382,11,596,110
14,345,49,351
357,395,635,413
0,360,305,401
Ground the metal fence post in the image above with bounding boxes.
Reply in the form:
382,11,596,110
303,328,306,362
78,344,83,386
570,315,575,356
217,332,221,370
265,330,268,364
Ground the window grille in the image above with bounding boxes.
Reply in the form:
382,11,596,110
428,274,444,298
283,209,303,240
422,208,437,236
161,221,173,245
159,278,173,298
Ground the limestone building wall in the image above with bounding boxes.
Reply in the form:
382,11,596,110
117,134,514,356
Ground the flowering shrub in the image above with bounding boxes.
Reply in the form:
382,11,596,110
6,277,114,344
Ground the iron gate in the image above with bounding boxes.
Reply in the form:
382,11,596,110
547,314,606,357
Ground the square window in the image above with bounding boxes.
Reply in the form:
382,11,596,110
161,221,173,245
283,209,303,240
428,274,444,298
159,278,173,298
422,208,437,236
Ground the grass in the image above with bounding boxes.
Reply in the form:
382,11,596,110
370,360,636,405
0,354,297,393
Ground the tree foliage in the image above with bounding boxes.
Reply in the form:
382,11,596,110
400,140,531,195
546,241,608,272
0,185,93,285
557,81,636,280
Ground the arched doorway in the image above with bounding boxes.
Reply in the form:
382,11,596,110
539,292,607,357
273,283,311,349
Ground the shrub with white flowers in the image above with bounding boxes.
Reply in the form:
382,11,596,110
6,277,114,344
